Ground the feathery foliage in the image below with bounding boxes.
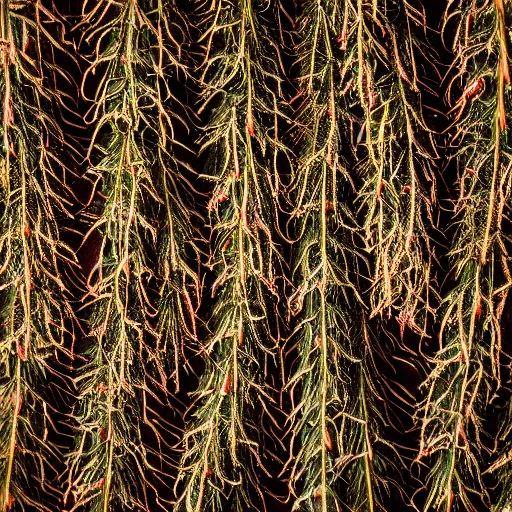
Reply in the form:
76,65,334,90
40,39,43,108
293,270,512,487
285,1,411,510
65,1,198,510
174,1,289,510
0,1,76,510
350,0,437,332
416,1,511,509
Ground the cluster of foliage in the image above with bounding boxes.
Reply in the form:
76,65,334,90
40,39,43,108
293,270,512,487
1,0,512,511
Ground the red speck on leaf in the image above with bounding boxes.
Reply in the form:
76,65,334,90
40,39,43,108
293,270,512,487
217,190,228,203
475,299,482,320
220,373,231,396
396,310,413,341
462,78,484,101
17,344,27,361
97,382,108,394
396,60,411,84
403,185,411,193
376,181,385,198
91,477,105,490
247,118,255,137
209,187,229,211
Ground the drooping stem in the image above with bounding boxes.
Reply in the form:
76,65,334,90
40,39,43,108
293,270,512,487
174,1,289,510
66,1,197,510
285,2,409,510
0,1,76,510
417,2,512,509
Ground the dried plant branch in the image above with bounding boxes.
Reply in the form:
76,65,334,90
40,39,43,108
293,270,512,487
284,2,410,510
0,0,76,510
416,1,512,509
65,1,198,510
174,1,289,510
351,0,437,334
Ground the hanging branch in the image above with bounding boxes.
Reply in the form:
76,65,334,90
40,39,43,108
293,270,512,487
174,1,289,510
284,1,410,510
65,0,198,510
352,0,437,334
0,0,76,510
416,1,511,509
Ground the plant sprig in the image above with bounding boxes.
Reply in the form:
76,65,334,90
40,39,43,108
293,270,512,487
351,0,437,334
65,1,198,510
174,1,289,510
0,0,77,510
284,2,411,510
416,1,512,509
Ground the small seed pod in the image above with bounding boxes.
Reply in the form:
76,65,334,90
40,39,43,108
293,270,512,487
247,117,255,137
376,180,385,199
457,422,467,445
313,486,322,500
11,393,22,414
222,236,232,251
466,14,474,40
337,29,347,47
